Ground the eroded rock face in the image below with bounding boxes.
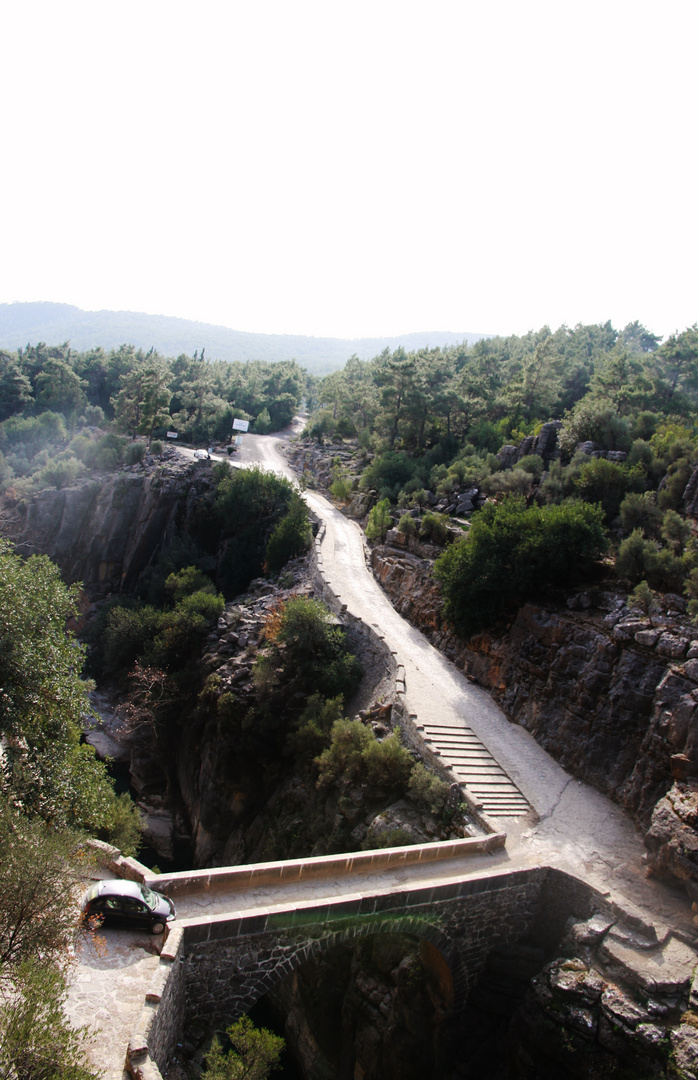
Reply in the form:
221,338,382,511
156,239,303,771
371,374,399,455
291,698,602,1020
645,783,698,887
370,539,698,892
255,912,698,1080
0,451,214,595
266,935,452,1080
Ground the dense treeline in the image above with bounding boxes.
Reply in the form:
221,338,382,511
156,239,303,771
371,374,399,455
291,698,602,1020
0,340,309,496
308,320,698,454
305,320,698,636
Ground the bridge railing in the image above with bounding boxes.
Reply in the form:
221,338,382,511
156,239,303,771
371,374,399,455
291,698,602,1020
145,833,505,898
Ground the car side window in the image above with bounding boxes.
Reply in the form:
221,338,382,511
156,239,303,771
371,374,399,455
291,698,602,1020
122,898,146,915
104,897,122,911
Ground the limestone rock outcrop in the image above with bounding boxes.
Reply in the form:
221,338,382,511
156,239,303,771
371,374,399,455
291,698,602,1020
0,450,214,594
369,535,698,893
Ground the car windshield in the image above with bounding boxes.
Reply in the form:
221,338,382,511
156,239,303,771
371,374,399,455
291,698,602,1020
139,884,159,911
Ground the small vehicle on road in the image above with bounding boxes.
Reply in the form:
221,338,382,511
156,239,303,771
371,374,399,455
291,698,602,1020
80,879,176,934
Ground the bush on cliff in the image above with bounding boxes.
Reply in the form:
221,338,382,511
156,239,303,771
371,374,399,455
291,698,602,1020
365,498,392,541
265,492,312,574
98,565,224,681
433,496,607,639
315,720,413,795
266,596,362,700
212,466,310,595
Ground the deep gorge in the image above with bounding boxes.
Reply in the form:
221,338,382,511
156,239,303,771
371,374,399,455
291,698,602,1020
4,450,698,1079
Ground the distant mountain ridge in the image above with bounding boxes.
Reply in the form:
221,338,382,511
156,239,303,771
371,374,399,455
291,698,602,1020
0,302,486,375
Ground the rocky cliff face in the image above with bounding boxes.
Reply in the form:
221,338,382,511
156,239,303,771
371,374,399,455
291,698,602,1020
370,534,698,894
266,934,453,1080
257,909,698,1080
0,449,214,595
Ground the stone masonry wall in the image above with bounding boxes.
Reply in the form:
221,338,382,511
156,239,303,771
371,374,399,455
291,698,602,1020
180,867,550,1033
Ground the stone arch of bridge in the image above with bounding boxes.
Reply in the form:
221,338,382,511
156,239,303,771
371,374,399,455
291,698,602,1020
234,914,467,1017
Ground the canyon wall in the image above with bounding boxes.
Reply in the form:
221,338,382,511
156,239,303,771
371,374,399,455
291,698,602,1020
0,451,214,595
371,533,698,892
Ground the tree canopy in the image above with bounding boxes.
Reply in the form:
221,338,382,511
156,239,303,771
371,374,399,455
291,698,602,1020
433,497,607,638
0,540,140,844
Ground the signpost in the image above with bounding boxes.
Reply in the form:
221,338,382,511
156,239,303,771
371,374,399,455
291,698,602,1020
166,431,178,439
232,418,249,432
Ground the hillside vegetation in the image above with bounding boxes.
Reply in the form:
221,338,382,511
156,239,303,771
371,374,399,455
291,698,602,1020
302,319,698,636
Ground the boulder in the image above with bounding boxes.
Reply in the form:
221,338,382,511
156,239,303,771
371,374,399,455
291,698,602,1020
645,781,698,890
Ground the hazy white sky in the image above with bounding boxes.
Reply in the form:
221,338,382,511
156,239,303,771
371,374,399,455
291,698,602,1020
1,0,696,342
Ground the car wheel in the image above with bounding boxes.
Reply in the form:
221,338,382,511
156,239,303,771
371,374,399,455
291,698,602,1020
150,921,166,935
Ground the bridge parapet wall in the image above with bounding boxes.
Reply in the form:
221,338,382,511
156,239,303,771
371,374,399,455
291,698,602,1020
145,833,505,898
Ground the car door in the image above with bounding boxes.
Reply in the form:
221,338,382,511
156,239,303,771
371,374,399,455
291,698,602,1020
120,896,152,929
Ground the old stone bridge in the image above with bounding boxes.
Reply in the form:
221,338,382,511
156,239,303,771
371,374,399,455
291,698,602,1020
112,837,693,1080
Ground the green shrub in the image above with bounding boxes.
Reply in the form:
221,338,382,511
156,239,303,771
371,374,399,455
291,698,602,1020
37,456,82,489
254,407,272,433
86,432,126,470
97,791,143,856
330,466,352,502
661,509,691,554
408,762,451,815
101,604,160,677
434,496,607,639
657,457,695,511
288,694,345,755
574,457,641,523
558,401,632,457
397,513,417,536
615,529,686,591
0,411,67,454
98,572,224,680
483,469,534,498
213,467,300,595
419,512,449,544
83,404,106,427
204,1015,284,1080
629,580,655,614
619,491,662,537
164,565,217,602
362,827,414,850
513,454,545,478
265,494,312,573
362,731,413,793
315,719,373,789
615,529,653,583
124,441,147,465
274,596,361,699
365,498,392,541
150,439,164,455
360,451,417,500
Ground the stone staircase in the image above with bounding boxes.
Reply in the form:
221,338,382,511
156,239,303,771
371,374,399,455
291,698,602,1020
420,723,530,818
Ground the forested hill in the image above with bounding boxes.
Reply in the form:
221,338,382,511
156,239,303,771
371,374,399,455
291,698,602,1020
0,302,484,374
